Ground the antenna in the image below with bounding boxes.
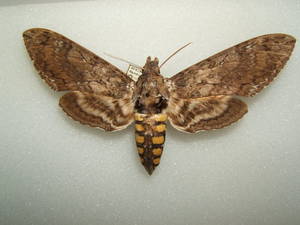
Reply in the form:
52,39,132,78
103,52,142,69
159,42,192,68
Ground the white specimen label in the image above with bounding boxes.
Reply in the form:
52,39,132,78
126,65,142,81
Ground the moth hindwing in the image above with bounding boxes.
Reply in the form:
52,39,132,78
23,28,296,175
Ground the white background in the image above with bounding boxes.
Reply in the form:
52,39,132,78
0,1,299,225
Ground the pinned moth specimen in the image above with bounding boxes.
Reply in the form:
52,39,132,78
23,28,295,175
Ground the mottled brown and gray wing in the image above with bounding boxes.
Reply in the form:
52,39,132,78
23,28,134,98
169,34,296,98
23,28,135,131
167,95,248,133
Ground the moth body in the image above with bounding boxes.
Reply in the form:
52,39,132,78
134,57,169,175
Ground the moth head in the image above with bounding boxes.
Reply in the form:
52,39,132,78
143,56,160,74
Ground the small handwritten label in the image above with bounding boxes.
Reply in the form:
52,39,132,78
126,65,142,81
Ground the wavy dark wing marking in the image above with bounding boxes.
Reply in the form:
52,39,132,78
169,34,296,98
167,95,248,133
59,91,134,131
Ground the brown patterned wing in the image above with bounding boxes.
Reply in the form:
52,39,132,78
59,91,134,131
23,28,134,98
167,95,248,133
169,34,296,98
23,28,136,131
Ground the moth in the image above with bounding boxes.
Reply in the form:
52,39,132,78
23,28,295,175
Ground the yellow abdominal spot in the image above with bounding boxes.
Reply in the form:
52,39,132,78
135,113,144,121
153,158,160,165
152,136,164,144
152,148,162,156
137,147,144,154
135,135,145,144
154,124,166,132
135,124,145,132
154,114,167,122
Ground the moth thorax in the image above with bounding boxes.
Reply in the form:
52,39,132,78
135,95,168,114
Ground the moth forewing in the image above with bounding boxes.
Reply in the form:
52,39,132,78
170,33,296,98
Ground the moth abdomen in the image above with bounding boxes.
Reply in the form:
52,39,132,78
134,113,167,175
